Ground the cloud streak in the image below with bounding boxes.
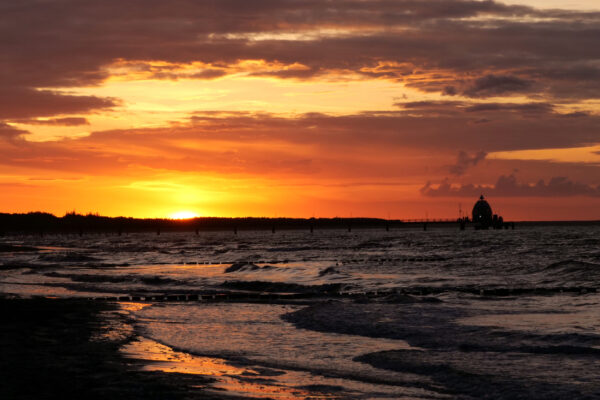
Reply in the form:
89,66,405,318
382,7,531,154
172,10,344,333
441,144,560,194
12,117,90,126
422,174,600,197
0,110,598,179
0,88,116,119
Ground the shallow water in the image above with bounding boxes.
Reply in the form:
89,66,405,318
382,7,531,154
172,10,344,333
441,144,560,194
125,303,439,399
1,226,600,398
2,227,599,295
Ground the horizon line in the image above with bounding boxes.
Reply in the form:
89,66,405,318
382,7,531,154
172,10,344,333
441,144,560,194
2,211,600,224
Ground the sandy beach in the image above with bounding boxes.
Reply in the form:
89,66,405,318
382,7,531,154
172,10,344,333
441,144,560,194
0,297,247,400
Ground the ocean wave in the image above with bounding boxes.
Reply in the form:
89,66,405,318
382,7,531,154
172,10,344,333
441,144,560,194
283,302,600,349
285,299,600,398
44,272,177,285
318,266,339,276
0,244,39,252
538,260,600,286
220,280,347,294
543,259,600,273
224,262,274,273
458,343,600,356
266,246,317,252
355,349,599,399
338,255,449,265
38,252,101,263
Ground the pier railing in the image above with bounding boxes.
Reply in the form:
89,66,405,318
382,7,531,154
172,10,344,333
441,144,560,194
400,218,457,223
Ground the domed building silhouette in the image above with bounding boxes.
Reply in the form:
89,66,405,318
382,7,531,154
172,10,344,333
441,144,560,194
471,195,504,229
472,195,492,228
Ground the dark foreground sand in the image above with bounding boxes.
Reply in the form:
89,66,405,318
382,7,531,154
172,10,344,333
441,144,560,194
0,298,244,399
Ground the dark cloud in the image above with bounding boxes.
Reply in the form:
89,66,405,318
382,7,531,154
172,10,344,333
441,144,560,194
0,122,28,142
396,99,565,119
187,110,600,152
160,108,600,154
421,174,600,197
248,67,321,79
190,69,228,79
443,86,458,96
0,0,598,180
396,101,465,109
0,88,116,119
561,111,590,118
464,102,554,114
449,150,487,176
1,0,599,122
461,74,533,98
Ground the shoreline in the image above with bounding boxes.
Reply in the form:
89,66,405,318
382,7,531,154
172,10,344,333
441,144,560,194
0,297,244,400
0,296,419,399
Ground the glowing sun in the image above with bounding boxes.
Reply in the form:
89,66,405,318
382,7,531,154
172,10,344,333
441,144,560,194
168,210,199,220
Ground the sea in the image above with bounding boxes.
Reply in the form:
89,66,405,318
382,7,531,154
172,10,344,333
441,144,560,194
1,225,599,399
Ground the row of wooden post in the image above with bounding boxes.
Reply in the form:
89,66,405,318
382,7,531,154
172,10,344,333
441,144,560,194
6,220,516,237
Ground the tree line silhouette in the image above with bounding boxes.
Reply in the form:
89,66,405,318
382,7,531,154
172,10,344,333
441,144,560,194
0,212,403,235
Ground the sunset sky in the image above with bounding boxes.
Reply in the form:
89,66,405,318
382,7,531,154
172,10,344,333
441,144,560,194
2,0,600,220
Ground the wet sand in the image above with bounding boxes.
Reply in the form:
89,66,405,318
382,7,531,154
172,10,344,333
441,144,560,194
0,297,244,399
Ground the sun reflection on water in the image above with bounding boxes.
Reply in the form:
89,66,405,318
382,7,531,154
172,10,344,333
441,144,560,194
122,337,338,399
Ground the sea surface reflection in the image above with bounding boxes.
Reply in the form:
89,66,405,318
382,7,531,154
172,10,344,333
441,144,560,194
128,302,441,399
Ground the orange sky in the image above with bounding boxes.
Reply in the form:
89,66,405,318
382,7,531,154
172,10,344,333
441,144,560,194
1,0,600,220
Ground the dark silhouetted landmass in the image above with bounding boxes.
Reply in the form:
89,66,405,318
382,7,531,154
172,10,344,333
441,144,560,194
0,212,598,236
0,212,402,235
0,297,231,399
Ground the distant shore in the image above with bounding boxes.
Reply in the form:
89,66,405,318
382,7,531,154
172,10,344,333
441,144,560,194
0,212,397,235
1,212,599,236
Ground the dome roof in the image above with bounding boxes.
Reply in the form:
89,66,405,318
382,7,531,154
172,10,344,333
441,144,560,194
472,195,493,226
